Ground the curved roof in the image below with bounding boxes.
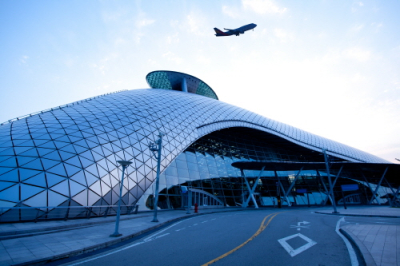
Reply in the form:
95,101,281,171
0,88,390,214
146,70,218,100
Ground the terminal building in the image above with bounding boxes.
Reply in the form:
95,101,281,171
0,71,399,222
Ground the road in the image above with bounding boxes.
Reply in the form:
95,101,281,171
51,208,368,266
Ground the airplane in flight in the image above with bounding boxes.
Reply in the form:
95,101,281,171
214,23,257,37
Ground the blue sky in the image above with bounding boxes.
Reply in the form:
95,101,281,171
1,0,399,162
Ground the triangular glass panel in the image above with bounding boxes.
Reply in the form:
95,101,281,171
0,157,17,168
59,150,75,161
65,163,81,176
0,184,19,202
20,158,43,170
102,190,112,205
21,184,44,201
65,156,82,168
47,163,67,176
48,190,68,207
16,156,36,166
91,150,105,162
38,142,57,149
0,181,15,191
22,190,47,207
46,173,66,187
37,148,56,158
0,169,18,182
85,164,99,177
19,148,39,157
89,180,102,196
101,181,111,196
13,139,35,146
97,164,109,178
42,158,60,170
80,156,94,169
50,180,69,196
19,168,42,181
73,145,87,154
23,173,46,188
70,180,86,197
70,171,87,186
85,170,98,186
80,150,95,161
14,146,34,155
59,145,76,154
54,135,70,143
88,189,101,206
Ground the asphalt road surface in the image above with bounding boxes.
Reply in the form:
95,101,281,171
53,208,365,266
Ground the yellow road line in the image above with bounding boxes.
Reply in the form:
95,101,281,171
202,212,280,266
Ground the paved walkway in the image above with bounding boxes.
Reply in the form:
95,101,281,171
316,206,400,266
0,206,399,266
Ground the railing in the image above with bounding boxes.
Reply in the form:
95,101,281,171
0,205,139,223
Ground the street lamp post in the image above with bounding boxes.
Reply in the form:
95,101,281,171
110,160,132,237
149,132,164,222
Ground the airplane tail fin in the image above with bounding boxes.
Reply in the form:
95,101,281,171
214,28,229,37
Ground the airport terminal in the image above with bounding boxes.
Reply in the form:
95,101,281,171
0,71,399,222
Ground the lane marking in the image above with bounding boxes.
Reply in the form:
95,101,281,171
202,212,281,266
68,217,194,265
155,233,170,239
278,233,317,257
336,217,358,266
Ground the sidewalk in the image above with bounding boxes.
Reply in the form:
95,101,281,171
0,207,247,266
316,206,400,266
0,206,399,266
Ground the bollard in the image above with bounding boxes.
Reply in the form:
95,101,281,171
194,203,198,213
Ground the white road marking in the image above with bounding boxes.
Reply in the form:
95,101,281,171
336,217,358,266
290,221,310,231
155,233,170,239
67,242,144,266
278,233,317,257
202,220,208,223
68,218,194,265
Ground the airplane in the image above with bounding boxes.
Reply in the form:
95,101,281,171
214,23,257,37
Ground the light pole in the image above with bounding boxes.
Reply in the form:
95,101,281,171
149,132,164,222
110,160,132,237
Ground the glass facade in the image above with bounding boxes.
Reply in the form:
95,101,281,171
0,72,393,222
141,128,386,210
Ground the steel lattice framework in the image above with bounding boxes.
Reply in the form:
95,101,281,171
0,87,388,218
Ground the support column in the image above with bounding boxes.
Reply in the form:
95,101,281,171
275,170,291,207
322,166,343,205
368,167,389,205
361,172,380,205
323,150,338,213
242,167,265,208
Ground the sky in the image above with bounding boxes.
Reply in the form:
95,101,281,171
0,0,399,163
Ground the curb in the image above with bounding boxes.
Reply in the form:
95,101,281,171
339,227,376,266
10,208,253,266
314,211,400,219
0,214,153,240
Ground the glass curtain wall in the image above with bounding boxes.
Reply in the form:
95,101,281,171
141,127,373,210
